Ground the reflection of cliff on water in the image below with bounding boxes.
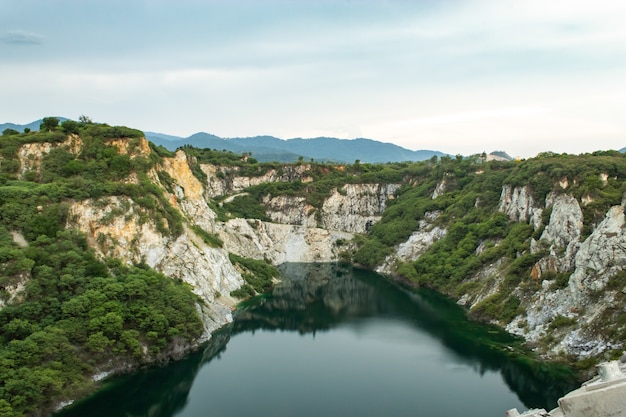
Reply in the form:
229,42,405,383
55,330,231,417
233,263,578,410
57,263,579,416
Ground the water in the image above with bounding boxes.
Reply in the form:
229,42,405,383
56,263,578,417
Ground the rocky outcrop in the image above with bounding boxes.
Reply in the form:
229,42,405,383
157,150,217,230
320,184,400,233
502,193,626,358
106,137,151,157
377,211,446,275
17,134,83,177
432,178,447,199
67,196,243,338
531,193,584,276
263,195,317,228
498,185,542,229
217,218,352,265
263,183,400,233
201,163,313,198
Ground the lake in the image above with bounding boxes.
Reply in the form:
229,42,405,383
56,263,578,417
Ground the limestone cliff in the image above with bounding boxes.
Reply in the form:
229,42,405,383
498,185,542,229
58,145,392,344
376,211,446,275
17,134,83,177
263,183,400,233
67,196,243,338
201,163,313,198
379,180,626,360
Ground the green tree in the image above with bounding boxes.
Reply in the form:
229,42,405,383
2,128,19,136
61,120,81,135
39,117,60,132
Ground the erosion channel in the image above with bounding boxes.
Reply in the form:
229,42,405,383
56,263,578,417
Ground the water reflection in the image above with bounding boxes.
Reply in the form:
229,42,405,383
57,263,578,417
235,263,578,409
56,331,231,417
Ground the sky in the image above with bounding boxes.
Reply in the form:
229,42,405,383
1,0,625,158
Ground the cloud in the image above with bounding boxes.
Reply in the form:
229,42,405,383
1,30,43,45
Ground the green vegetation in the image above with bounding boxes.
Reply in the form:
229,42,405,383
350,152,626,324
228,253,279,298
182,144,409,212
191,225,223,248
0,228,203,417
0,121,182,237
0,120,203,416
549,315,577,330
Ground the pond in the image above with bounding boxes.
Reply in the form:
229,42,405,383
56,263,578,417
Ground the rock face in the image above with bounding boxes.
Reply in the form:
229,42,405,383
217,219,353,265
263,183,400,233
67,196,243,338
498,185,542,229
531,193,584,276
157,150,217,230
377,211,446,275
381,182,626,359
201,163,313,198
17,134,83,177
320,184,400,233
501,191,626,358
58,145,390,343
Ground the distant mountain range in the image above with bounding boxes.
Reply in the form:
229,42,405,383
144,131,449,163
13,117,616,163
1,118,446,163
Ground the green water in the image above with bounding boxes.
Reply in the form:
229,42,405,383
56,264,578,417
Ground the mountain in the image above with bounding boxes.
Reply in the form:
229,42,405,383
1,117,68,133
146,131,446,163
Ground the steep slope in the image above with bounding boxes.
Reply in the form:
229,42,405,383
0,123,404,416
358,152,626,368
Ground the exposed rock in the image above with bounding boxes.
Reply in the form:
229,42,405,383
17,134,82,177
498,185,542,229
377,211,446,275
458,257,507,309
263,183,400,233
320,184,400,233
67,197,243,337
506,195,626,358
569,204,626,296
0,273,28,309
263,195,317,228
106,137,151,158
432,178,446,199
10,231,28,247
537,193,584,274
217,218,353,265
201,163,313,198
158,150,217,230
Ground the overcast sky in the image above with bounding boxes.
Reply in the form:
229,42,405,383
1,0,625,158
